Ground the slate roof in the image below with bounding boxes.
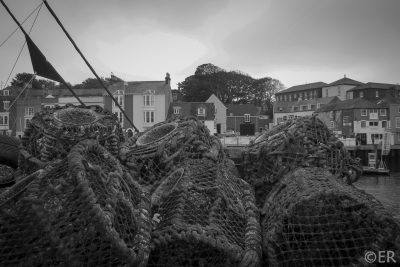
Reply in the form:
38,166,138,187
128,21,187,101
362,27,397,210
107,81,170,95
169,102,215,120
226,104,259,116
327,77,364,86
348,82,400,92
50,88,104,97
276,82,327,95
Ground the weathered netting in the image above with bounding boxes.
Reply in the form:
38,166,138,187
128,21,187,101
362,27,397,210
0,140,151,266
19,105,124,174
148,158,261,267
242,115,362,207
0,164,15,194
262,167,400,267
120,116,224,193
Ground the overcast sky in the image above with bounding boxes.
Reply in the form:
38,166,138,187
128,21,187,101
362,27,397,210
1,0,399,89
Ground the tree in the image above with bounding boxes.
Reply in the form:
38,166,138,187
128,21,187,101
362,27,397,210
10,72,55,89
178,64,285,110
73,77,107,89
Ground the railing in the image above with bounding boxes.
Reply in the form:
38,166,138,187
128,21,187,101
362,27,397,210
338,138,356,147
219,136,255,146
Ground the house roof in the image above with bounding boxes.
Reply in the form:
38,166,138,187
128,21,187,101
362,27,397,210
206,94,226,108
316,97,399,112
273,96,340,113
227,104,259,116
276,82,327,95
107,81,171,95
348,82,400,92
327,77,364,86
169,102,215,120
50,88,104,97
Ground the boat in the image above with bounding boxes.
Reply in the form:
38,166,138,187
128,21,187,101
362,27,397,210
362,166,390,175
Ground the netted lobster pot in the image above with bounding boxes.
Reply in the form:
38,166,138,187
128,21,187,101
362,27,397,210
242,115,362,207
261,167,400,267
148,158,261,267
0,140,151,266
120,116,224,192
19,105,124,174
0,164,15,194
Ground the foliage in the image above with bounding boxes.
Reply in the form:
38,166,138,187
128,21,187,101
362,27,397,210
178,63,284,113
11,72,55,89
73,77,108,89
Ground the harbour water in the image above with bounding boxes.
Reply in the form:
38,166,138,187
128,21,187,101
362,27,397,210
354,173,400,221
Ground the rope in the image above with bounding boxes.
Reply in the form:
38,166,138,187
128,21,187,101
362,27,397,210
0,2,43,49
0,2,43,90
8,74,36,110
42,0,139,132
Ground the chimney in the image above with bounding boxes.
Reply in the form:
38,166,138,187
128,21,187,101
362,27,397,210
165,72,171,85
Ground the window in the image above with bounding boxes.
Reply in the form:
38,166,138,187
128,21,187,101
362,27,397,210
3,101,10,110
361,121,366,128
283,116,287,121
301,105,307,111
173,107,180,114
397,133,400,142
113,112,123,123
369,121,378,127
44,104,55,109
289,95,292,101
144,111,154,124
293,106,299,111
244,114,250,122
25,118,30,128
376,91,379,98
173,94,178,101
143,95,155,106
380,109,387,116
317,103,325,109
329,111,334,119
278,107,283,112
396,117,400,128
3,90,9,96
288,115,294,120
198,107,206,116
0,114,8,125
25,107,34,116
382,121,387,128
359,91,364,98
361,109,367,116
329,121,335,129
371,109,378,114
310,104,316,110
284,95,287,101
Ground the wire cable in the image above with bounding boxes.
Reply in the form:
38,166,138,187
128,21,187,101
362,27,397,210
0,2,43,48
1,2,43,90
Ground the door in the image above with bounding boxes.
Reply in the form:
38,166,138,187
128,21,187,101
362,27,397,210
356,133,367,145
216,123,221,134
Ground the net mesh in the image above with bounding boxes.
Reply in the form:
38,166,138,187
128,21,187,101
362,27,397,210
0,139,151,266
261,167,400,267
120,116,224,193
242,115,362,207
18,105,124,174
0,164,15,194
148,158,261,267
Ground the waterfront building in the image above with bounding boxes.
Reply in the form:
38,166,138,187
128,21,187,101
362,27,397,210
104,73,172,133
0,87,17,136
321,76,363,100
226,104,266,135
346,82,400,101
168,102,216,135
206,94,226,134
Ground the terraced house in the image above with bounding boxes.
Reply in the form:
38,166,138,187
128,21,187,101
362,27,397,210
104,73,172,133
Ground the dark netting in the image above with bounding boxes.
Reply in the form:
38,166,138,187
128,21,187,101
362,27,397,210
261,167,400,267
0,140,151,266
148,158,261,267
242,115,362,207
18,104,124,174
0,164,15,194
120,116,224,193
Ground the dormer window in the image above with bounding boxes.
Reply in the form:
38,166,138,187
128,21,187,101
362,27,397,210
198,107,205,116
3,90,9,96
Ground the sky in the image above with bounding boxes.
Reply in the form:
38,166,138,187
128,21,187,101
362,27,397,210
1,0,399,90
